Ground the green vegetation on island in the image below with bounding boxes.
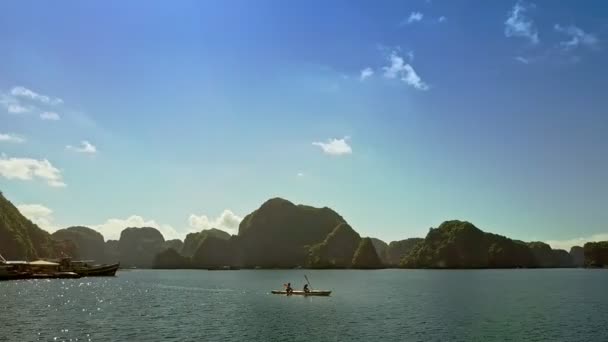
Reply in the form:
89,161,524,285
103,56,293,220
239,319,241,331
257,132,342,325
1,191,606,269
307,223,361,268
52,226,106,261
351,237,383,269
584,242,608,267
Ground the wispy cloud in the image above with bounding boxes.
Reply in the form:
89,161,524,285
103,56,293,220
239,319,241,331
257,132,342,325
360,67,374,81
313,136,353,156
382,52,428,90
297,172,305,177
10,86,63,105
1,94,31,114
91,215,181,241
17,204,59,232
514,56,530,64
40,111,61,121
545,233,608,251
0,133,26,143
0,155,66,187
505,1,539,44
438,16,447,23
403,11,424,25
554,24,599,50
189,210,242,236
66,140,97,154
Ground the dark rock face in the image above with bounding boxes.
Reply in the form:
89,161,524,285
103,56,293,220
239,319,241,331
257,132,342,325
52,226,106,261
191,236,234,268
154,248,190,269
528,242,573,267
103,240,120,264
584,242,608,267
386,238,423,266
351,238,383,269
181,229,230,257
401,221,537,268
308,223,361,268
0,192,65,260
237,198,346,268
370,238,389,265
570,246,584,267
163,239,184,252
118,227,165,268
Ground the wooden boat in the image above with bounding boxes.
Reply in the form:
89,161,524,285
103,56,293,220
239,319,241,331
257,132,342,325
72,263,120,277
31,272,81,279
271,290,332,296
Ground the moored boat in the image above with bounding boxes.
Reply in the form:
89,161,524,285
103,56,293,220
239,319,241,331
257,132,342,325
271,290,332,296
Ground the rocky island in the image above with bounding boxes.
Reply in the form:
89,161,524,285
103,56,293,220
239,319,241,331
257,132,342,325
1,192,607,270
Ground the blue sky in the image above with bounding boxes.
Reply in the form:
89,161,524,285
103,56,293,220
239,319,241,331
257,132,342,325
1,0,607,249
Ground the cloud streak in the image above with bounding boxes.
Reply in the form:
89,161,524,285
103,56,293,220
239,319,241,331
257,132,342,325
10,86,63,105
313,136,353,155
66,141,97,154
0,133,26,143
554,24,598,50
545,233,608,251
505,1,539,44
17,204,59,232
382,52,428,90
189,210,243,235
0,155,66,187
40,111,61,121
359,67,374,81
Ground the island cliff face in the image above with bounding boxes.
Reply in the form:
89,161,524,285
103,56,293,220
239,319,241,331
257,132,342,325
236,198,346,268
401,221,537,268
584,242,608,267
118,227,165,268
181,228,230,257
2,191,605,269
0,192,71,260
307,223,361,268
52,226,106,261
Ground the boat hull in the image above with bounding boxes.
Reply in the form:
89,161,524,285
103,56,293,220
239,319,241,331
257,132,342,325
74,263,120,277
271,290,331,296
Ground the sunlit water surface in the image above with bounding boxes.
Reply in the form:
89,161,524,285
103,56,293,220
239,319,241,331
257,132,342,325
1,269,607,341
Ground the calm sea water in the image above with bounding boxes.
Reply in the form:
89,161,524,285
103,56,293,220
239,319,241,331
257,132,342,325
1,269,607,341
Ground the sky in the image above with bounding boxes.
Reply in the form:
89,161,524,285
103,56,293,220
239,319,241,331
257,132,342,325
1,0,607,249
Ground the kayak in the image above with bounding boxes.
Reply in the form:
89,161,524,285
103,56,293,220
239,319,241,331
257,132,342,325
271,290,331,296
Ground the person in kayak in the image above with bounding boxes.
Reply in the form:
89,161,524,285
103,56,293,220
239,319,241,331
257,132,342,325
303,284,310,293
285,282,293,294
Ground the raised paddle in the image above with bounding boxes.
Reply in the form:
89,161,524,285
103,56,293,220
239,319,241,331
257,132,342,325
304,275,313,291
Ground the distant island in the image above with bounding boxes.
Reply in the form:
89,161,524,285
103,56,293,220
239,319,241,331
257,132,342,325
1,192,607,269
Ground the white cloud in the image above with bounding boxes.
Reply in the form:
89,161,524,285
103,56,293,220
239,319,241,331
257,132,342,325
505,1,539,44
10,86,63,105
382,52,429,90
0,155,66,187
359,67,374,81
91,215,181,241
40,111,61,121
545,233,608,251
7,104,30,113
17,204,59,232
189,210,242,235
554,24,598,50
515,56,530,64
406,12,423,24
66,141,97,154
297,172,305,177
0,94,28,114
438,16,447,23
0,133,26,143
312,136,353,156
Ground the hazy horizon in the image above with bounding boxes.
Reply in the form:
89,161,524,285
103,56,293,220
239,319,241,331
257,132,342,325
1,0,607,250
